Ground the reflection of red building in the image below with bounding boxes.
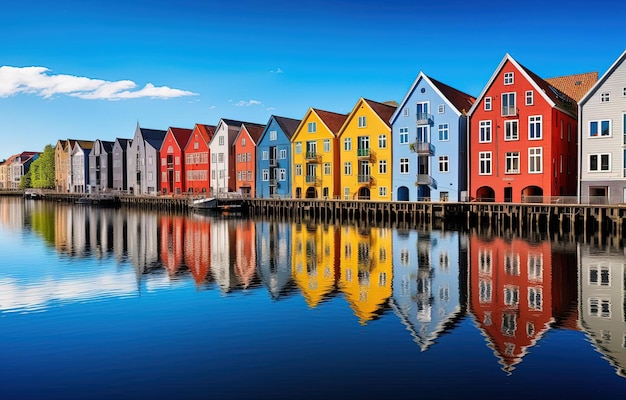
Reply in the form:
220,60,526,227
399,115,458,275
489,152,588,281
184,124,216,195
183,214,212,285
469,235,577,373
159,215,185,275
160,127,193,195
234,221,257,288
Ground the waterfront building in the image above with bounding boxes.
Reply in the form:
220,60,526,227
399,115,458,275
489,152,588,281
255,220,294,299
233,220,257,288
183,213,212,285
578,50,626,204
54,140,68,192
291,108,348,199
391,72,475,202
0,155,17,189
578,243,626,377
184,124,215,195
112,138,132,192
127,124,167,195
69,141,93,193
256,116,301,199
338,98,397,200
160,214,185,275
338,225,393,325
159,127,193,195
88,139,115,193
210,219,238,292
234,123,266,197
468,54,578,202
209,119,264,195
391,230,465,350
8,151,39,190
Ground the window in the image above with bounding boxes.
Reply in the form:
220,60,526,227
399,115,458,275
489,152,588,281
438,123,449,141
403,107,409,117
504,253,520,275
344,138,352,151
479,152,492,175
589,120,611,137
399,127,409,144
484,97,492,111
505,152,520,173
438,104,445,114
502,93,516,116
358,116,366,128
529,147,542,173
504,285,519,306
379,160,387,174
241,138,246,146
270,130,277,141
623,87,626,97
219,136,224,145
211,154,216,163
344,162,352,175
400,158,409,174
589,154,611,172
295,142,302,154
439,156,449,172
194,141,199,149
280,149,287,159
528,254,543,281
262,169,269,181
379,187,387,197
589,298,611,318
344,187,350,200
479,120,492,143
505,120,519,140
529,116,542,139
262,151,268,160
528,287,542,311
218,153,223,163
278,169,286,181
307,122,317,133
378,134,387,149
323,139,330,152
526,90,533,105
504,72,514,85
324,163,331,175
295,164,302,176
601,92,610,102
589,264,610,286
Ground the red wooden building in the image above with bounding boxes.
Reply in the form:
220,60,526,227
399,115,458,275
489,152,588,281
234,123,265,197
159,127,193,195
184,124,216,195
467,54,578,202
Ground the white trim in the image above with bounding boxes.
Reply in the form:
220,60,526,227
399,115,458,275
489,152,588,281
587,153,612,172
579,49,626,107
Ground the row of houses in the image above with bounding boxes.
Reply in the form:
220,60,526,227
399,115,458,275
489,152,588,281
4,50,626,203
0,152,40,189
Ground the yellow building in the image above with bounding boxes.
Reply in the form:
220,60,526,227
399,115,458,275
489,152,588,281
291,108,347,199
338,225,393,325
54,139,68,192
291,223,340,308
337,98,397,200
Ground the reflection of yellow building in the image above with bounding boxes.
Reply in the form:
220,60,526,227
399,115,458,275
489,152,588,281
338,225,392,324
291,223,339,307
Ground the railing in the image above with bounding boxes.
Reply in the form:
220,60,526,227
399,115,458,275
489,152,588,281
305,175,319,185
502,106,518,116
357,148,370,158
415,174,437,188
269,178,277,186
357,174,370,183
410,141,435,155
305,151,319,161
416,113,433,125
270,159,278,167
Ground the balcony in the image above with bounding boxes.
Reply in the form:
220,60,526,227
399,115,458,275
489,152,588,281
501,106,518,116
357,174,371,184
269,178,277,187
305,151,320,162
357,148,370,158
269,158,278,167
415,174,438,189
416,112,433,125
410,141,435,155
305,175,320,186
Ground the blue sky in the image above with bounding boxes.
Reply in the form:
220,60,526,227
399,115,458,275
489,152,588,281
1,0,624,159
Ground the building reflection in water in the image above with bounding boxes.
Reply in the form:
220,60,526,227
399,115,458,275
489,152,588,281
468,234,578,374
391,228,467,350
256,220,294,299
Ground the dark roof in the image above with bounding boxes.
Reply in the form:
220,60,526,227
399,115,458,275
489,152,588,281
141,128,167,149
363,99,397,127
313,109,348,134
274,116,301,139
220,119,246,127
242,123,266,144
519,63,577,115
101,140,115,153
168,127,193,148
428,76,476,114
115,138,131,148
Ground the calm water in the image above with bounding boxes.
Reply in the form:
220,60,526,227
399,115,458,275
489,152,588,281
1,197,625,399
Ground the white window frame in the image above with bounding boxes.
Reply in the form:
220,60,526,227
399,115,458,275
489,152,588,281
504,120,519,141
479,152,492,175
344,138,352,151
262,169,269,181
438,123,449,141
262,150,268,160
439,155,449,173
269,130,277,141
323,139,330,152
295,142,302,154
403,108,409,117
505,151,520,174
399,127,409,144
525,90,533,105
589,119,612,138
295,164,302,176
379,160,387,174
502,92,516,116
504,72,514,85
588,153,611,172
529,115,542,140
344,161,352,175
279,149,287,159
438,104,445,114
528,147,543,173
601,92,610,102
484,97,492,111
399,158,409,174
378,134,387,149
479,120,492,143
358,116,366,128
379,186,387,197
307,122,317,133
324,163,331,175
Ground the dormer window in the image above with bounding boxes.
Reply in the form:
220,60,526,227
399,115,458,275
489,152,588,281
504,72,514,85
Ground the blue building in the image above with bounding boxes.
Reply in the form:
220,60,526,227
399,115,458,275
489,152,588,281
390,72,475,201
256,115,301,198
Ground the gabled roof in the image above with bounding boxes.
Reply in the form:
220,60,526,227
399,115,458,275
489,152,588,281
165,127,193,150
240,123,266,145
101,140,115,153
140,128,167,150
579,49,626,106
274,116,301,139
312,108,348,134
364,98,398,126
545,71,598,103
391,72,475,124
72,140,94,151
193,124,217,143
219,118,246,128
467,54,576,117
114,138,131,148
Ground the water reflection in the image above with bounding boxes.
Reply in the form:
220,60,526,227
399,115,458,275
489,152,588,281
2,197,626,381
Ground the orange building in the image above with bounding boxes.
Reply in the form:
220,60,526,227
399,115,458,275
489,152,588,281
233,220,257,288
184,124,216,195
234,123,265,197
184,213,212,285
159,127,193,195
159,215,185,276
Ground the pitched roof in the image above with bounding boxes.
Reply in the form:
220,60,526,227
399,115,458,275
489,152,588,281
428,77,476,114
73,140,94,150
545,72,598,102
274,116,301,139
579,49,626,106
363,98,398,127
241,123,266,144
168,127,193,148
140,128,167,149
101,140,115,153
518,62,577,114
193,124,216,143
115,138,131,148
313,109,348,134
220,118,246,127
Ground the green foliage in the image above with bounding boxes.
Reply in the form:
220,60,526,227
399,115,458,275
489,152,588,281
30,144,55,189
19,170,32,189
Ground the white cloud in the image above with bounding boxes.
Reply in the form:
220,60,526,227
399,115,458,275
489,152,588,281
266,107,276,111
0,66,198,100
234,99,262,107
270,67,283,74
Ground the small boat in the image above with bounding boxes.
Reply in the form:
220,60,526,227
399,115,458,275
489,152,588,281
24,190,44,200
190,197,218,210
76,193,119,207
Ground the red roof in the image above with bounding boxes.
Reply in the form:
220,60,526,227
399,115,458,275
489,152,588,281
428,77,476,114
363,99,398,127
242,123,266,144
313,109,348,134
168,127,193,148
193,124,216,144
545,71,598,102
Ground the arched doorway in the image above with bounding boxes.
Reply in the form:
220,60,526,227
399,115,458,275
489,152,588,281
476,186,495,202
417,185,431,201
522,186,543,203
305,187,317,199
358,187,370,200
295,187,302,199
397,186,409,201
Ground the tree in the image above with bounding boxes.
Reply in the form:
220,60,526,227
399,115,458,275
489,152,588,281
30,144,55,189
19,170,32,189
